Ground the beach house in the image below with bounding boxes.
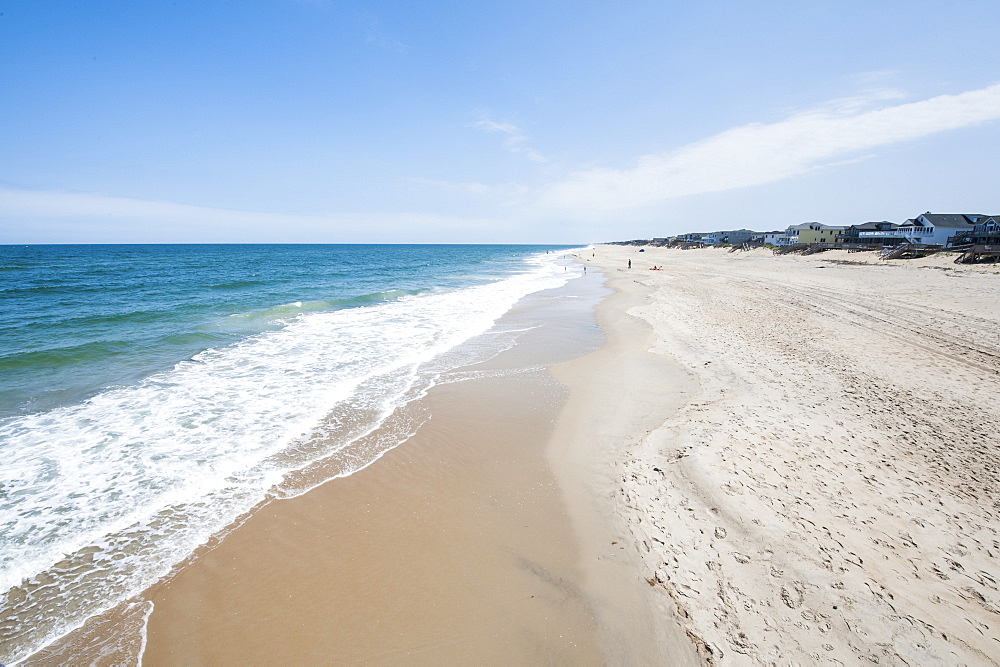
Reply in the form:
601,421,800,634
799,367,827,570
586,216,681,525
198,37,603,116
896,213,982,247
841,221,902,246
794,222,845,245
967,216,1000,245
761,231,788,246
685,229,756,245
700,231,728,245
675,232,706,245
950,215,1000,246
721,229,757,245
774,226,804,246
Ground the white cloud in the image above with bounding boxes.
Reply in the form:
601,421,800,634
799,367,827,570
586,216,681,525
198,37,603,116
473,117,547,163
539,83,1000,213
474,118,520,135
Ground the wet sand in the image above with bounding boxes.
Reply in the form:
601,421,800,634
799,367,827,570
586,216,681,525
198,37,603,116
29,270,700,664
143,377,598,664
142,278,613,664
548,267,701,665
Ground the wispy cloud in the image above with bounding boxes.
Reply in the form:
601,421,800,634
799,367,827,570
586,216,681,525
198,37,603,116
359,12,408,53
407,177,532,202
473,117,547,163
408,177,495,195
539,83,1000,212
848,70,901,87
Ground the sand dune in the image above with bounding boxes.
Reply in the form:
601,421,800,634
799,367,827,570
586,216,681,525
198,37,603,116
583,245,1000,664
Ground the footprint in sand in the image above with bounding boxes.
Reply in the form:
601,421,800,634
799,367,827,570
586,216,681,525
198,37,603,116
781,584,805,609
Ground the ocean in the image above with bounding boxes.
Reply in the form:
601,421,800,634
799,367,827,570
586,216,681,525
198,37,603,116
0,243,583,662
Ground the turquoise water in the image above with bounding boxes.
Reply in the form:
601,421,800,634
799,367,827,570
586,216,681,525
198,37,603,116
0,244,569,418
0,243,581,662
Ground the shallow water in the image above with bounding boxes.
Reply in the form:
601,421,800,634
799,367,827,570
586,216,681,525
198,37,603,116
0,243,580,663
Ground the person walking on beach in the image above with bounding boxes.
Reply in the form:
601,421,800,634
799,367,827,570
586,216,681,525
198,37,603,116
628,259,631,268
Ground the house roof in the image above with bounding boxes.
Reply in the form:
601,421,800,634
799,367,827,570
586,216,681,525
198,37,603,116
914,213,984,228
789,223,844,231
848,220,899,232
850,221,898,231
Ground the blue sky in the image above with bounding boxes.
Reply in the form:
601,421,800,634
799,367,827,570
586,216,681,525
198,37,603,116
2,0,999,243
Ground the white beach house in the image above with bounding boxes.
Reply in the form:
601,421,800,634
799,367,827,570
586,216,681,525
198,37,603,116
761,231,788,246
896,213,983,247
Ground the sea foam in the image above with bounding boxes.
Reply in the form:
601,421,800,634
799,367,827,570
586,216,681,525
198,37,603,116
0,250,578,663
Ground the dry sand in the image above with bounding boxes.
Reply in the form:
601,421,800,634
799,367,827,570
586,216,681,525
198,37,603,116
579,244,1000,664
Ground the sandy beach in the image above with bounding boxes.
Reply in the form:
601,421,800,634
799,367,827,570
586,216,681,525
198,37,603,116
29,270,698,665
576,245,1000,664
23,244,1000,665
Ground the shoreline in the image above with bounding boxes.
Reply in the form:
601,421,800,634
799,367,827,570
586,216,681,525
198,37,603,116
29,269,664,664
547,266,702,664
2,246,587,665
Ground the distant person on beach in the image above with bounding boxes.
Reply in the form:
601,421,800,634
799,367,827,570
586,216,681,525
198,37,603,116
628,259,631,268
